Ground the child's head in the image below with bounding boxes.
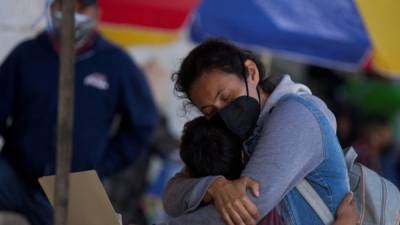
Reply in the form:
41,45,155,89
180,116,244,180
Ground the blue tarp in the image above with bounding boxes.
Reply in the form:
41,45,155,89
190,0,372,70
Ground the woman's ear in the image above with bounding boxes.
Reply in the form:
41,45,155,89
244,59,260,85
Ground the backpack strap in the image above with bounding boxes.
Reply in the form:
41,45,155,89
344,147,358,170
296,180,334,225
344,147,365,224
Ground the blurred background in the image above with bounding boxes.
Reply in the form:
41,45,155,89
0,0,399,224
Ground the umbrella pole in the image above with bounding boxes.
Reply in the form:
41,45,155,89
54,0,76,225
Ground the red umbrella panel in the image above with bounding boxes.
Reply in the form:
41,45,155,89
98,0,200,47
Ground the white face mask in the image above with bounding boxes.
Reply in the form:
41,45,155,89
51,11,96,46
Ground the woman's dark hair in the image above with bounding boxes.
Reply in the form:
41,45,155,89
173,39,281,101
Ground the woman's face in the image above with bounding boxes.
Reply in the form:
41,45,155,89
189,60,260,118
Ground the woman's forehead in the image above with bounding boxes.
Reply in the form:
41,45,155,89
189,74,219,106
189,71,242,105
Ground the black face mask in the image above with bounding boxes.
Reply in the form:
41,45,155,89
211,79,261,140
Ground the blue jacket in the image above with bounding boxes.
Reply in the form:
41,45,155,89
0,32,158,183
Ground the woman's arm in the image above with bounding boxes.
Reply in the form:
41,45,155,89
162,167,223,217
240,97,326,215
163,169,260,223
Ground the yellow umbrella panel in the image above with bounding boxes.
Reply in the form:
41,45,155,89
356,0,400,77
99,23,180,48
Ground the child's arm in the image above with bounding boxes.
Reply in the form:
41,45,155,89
333,192,358,225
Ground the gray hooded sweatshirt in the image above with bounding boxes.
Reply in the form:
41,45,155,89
158,75,337,224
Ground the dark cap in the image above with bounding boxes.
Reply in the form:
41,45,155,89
56,0,97,6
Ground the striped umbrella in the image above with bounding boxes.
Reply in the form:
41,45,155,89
190,0,400,77
98,0,199,47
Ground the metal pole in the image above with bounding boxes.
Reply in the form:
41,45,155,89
54,0,76,225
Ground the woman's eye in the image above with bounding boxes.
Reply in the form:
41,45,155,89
220,94,230,102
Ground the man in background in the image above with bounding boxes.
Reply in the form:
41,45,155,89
353,115,392,173
0,0,158,224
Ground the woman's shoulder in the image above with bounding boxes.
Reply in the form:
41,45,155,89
253,93,326,167
270,94,337,133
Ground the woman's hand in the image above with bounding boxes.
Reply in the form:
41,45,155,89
205,176,260,225
333,192,358,225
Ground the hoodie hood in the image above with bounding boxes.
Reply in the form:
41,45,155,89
258,75,312,125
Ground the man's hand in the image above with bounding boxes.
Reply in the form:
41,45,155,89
334,192,359,225
205,176,260,225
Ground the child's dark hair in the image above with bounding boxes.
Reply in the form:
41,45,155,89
173,39,283,102
180,116,244,180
